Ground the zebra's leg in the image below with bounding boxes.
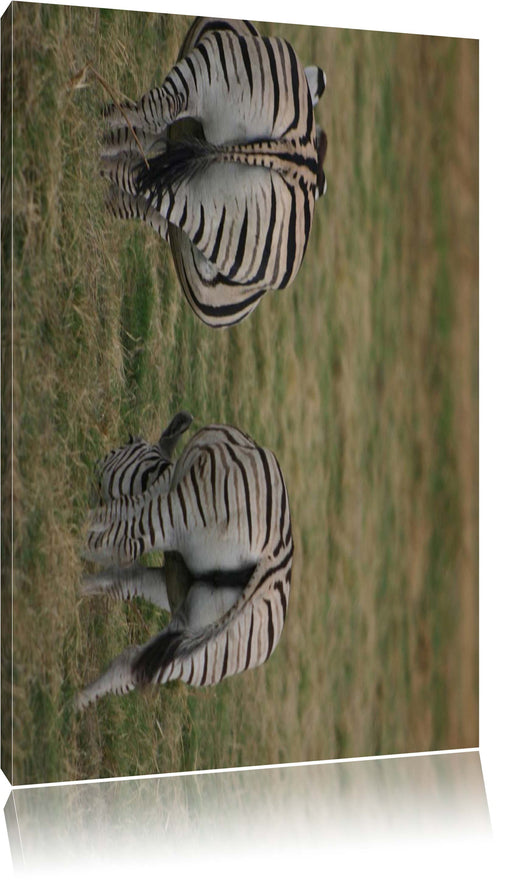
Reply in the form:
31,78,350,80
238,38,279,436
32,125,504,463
75,582,243,709
100,125,167,159
83,488,177,566
81,564,171,612
100,156,141,197
104,185,173,243
75,646,140,710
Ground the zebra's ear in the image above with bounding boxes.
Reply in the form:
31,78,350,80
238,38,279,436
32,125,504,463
158,410,193,460
304,66,326,107
315,175,327,200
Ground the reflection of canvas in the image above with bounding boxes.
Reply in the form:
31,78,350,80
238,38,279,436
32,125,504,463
4,753,491,873
1,4,478,786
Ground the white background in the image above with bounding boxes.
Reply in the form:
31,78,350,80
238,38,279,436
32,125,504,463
1,0,510,879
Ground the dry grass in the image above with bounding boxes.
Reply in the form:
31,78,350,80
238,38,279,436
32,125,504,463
1,4,478,784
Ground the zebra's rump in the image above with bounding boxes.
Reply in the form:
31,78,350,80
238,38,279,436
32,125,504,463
101,16,327,327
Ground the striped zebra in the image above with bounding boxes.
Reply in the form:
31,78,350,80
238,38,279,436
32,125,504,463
77,417,293,708
100,17,327,327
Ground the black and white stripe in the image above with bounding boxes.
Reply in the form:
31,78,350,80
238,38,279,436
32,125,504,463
100,17,327,327
95,410,193,502
77,418,293,707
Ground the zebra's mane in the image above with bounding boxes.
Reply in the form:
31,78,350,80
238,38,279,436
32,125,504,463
316,127,328,198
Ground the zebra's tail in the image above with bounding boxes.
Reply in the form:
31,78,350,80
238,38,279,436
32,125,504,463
99,138,210,199
134,138,216,201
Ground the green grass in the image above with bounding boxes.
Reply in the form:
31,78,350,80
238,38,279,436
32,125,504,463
1,3,478,784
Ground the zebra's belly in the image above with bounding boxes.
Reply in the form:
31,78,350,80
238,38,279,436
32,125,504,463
178,528,259,578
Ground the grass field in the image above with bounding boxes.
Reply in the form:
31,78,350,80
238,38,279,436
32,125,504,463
1,3,478,785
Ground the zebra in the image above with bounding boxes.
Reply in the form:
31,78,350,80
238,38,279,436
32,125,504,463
76,416,294,709
100,17,327,328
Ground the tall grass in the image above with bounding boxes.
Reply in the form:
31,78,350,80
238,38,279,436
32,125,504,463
1,4,478,784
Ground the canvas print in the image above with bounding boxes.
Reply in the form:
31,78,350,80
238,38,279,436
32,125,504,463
1,3,478,785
